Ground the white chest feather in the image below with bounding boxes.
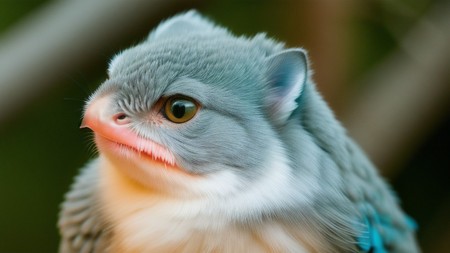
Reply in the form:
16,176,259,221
98,150,324,253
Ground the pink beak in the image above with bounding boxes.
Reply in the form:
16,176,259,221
82,95,176,166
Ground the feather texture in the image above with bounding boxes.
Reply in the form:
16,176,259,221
58,160,111,253
59,10,420,253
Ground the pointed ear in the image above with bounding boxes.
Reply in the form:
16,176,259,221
147,10,227,41
265,48,308,124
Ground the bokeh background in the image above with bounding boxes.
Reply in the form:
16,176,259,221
0,0,449,252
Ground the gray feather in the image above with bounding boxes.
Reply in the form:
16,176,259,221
59,10,420,253
59,160,111,253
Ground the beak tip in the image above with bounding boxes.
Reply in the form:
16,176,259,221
80,118,87,129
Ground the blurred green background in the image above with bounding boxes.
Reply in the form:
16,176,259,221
0,0,449,252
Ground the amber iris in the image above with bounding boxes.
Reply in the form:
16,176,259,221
164,96,198,123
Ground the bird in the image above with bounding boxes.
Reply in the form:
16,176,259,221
58,10,420,253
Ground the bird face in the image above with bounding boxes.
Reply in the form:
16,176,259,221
81,37,280,196
80,11,308,198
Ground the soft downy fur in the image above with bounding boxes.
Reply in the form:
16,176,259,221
58,10,420,253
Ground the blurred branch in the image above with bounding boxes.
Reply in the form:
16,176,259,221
343,2,450,177
294,0,354,113
0,0,199,123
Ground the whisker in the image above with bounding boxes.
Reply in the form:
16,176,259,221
82,132,98,158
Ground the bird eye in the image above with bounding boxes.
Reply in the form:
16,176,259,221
163,96,198,123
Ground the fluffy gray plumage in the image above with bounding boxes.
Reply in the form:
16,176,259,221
59,10,420,253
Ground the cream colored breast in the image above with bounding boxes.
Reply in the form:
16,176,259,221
98,154,322,253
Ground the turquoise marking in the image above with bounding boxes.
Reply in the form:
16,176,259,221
405,215,418,230
357,217,372,252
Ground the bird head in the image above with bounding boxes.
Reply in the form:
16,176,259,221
82,11,308,198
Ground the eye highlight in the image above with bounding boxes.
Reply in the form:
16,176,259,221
163,95,198,123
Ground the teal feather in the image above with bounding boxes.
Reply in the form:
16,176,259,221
357,204,418,252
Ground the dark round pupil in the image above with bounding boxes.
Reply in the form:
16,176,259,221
171,101,187,118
